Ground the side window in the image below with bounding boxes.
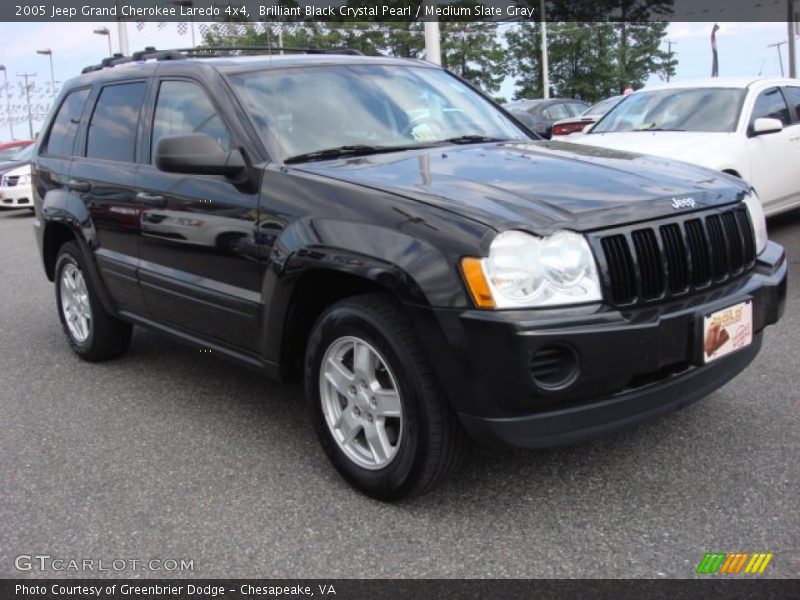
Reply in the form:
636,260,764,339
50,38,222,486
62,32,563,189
783,86,800,124
41,88,90,157
750,87,791,128
151,80,230,161
543,103,569,120
567,102,587,117
86,82,147,162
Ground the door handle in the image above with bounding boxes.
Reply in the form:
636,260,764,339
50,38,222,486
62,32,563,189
66,179,91,192
135,192,167,207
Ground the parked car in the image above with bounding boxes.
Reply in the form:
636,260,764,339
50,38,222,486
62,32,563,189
551,95,625,137
0,145,34,210
32,50,786,500
562,77,800,215
504,98,589,138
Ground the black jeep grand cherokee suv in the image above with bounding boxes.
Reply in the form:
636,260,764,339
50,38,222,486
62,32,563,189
32,50,787,500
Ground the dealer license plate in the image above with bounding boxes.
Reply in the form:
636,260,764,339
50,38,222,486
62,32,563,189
703,300,753,363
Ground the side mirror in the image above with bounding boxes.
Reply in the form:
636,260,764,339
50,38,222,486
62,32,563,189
750,117,783,137
155,133,246,177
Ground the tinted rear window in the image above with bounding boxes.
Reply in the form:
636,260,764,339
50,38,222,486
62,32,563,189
42,88,90,157
86,82,146,162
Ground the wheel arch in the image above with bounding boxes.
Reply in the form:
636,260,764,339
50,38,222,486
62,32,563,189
263,219,470,380
40,191,116,316
42,221,77,281
276,267,398,380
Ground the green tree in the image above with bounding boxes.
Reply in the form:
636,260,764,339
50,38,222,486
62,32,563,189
504,22,544,99
439,22,507,94
505,0,676,100
505,19,676,101
201,22,388,56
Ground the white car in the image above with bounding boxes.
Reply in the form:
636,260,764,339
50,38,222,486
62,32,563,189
562,77,800,215
0,163,34,210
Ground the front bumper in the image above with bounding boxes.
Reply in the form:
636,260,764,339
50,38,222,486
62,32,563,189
0,184,33,207
416,241,787,449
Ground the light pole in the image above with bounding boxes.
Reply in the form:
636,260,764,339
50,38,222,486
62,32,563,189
115,0,129,55
665,39,677,82
0,65,12,140
423,0,441,65
540,0,550,98
16,72,35,139
789,0,796,78
36,48,56,100
768,41,787,77
94,27,113,56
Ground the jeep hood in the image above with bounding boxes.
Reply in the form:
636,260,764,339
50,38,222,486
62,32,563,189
293,140,746,233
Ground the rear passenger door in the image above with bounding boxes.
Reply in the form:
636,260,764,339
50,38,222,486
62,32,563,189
69,80,149,314
35,87,91,213
136,78,262,352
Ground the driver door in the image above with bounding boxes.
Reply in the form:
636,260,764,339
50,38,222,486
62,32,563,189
136,78,263,352
745,86,795,212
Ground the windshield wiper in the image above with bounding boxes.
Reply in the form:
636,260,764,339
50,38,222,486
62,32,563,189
284,136,509,164
435,135,507,144
285,144,422,164
635,123,686,132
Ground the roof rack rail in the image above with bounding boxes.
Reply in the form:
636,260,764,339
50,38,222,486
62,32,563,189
81,45,365,73
182,46,364,56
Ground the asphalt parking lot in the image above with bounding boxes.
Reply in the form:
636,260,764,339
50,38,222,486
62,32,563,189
1,207,798,579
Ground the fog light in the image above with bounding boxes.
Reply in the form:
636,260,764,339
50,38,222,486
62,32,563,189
530,344,579,390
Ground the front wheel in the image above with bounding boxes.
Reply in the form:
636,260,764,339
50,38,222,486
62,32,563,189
55,241,132,361
305,293,468,500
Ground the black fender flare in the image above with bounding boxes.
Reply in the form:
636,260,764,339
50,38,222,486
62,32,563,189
260,217,471,366
41,190,117,316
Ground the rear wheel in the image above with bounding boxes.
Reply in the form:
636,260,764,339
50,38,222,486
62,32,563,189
305,293,468,500
55,241,132,361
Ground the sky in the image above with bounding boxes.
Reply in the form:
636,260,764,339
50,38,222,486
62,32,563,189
0,19,796,140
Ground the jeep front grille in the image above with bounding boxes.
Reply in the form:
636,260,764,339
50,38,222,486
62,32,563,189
594,205,757,306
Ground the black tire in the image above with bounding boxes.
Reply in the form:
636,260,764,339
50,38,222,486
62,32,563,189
305,293,468,500
215,232,245,254
54,241,132,362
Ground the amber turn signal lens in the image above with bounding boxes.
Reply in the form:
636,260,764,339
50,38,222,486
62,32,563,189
461,257,495,309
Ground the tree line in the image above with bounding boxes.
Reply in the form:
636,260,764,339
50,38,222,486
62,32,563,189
202,19,676,103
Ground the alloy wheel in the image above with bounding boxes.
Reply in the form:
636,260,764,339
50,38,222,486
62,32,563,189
319,336,404,470
60,263,92,343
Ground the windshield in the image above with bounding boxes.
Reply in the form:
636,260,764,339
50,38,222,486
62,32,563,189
591,88,745,133
228,64,528,161
0,145,30,161
13,145,34,161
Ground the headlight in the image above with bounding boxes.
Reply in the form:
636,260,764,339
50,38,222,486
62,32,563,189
18,174,31,185
742,191,767,254
461,230,602,309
